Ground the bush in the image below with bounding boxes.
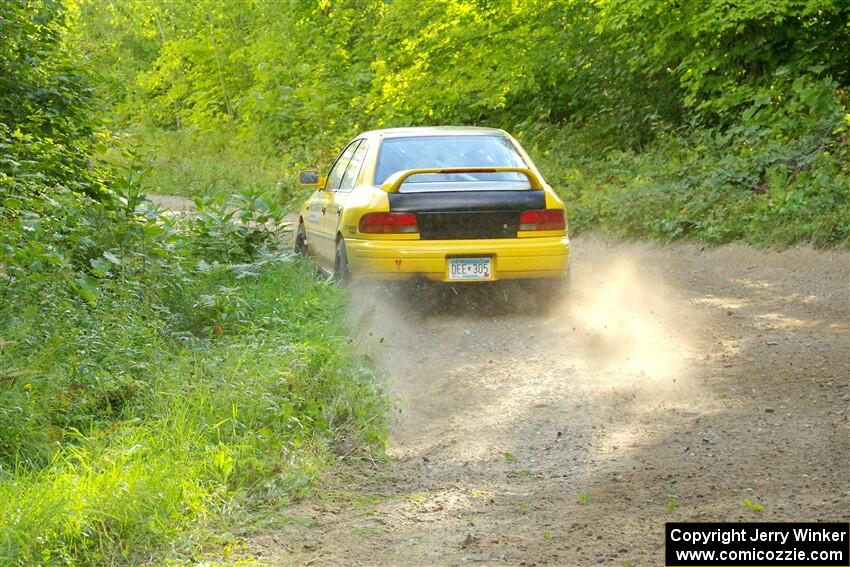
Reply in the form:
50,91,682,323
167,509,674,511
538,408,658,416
1,4,386,563
0,190,387,564
532,81,850,248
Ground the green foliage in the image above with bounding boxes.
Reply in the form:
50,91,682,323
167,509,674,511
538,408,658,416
75,0,850,143
742,498,765,512
1,0,107,202
0,189,387,564
599,0,850,120
70,0,849,248
0,5,387,564
534,96,850,247
100,126,295,198
185,192,287,262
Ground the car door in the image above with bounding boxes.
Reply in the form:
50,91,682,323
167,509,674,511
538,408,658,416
331,139,368,238
303,183,331,260
312,140,359,266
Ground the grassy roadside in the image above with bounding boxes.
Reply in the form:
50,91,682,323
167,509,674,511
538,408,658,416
528,103,850,249
103,126,295,200
0,193,387,565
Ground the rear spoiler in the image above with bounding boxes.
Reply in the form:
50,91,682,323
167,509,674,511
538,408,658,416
379,167,544,193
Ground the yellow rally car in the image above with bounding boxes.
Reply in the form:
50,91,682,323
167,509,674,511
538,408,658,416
296,126,569,285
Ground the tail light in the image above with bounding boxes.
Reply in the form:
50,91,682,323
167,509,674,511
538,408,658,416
359,212,419,234
519,209,566,231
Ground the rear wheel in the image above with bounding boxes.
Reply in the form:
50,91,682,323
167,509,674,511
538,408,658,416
334,238,351,284
294,222,308,256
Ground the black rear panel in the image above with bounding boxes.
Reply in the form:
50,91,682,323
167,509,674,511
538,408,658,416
388,190,546,240
416,211,520,240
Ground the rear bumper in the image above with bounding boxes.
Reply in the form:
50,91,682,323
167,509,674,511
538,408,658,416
345,235,569,282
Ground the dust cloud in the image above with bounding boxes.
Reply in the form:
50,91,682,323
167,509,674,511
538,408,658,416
346,241,704,407
547,250,699,395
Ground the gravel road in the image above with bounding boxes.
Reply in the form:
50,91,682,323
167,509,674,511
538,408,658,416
247,237,849,566
146,193,848,565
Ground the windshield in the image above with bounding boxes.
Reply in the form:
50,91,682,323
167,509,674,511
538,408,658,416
374,135,531,192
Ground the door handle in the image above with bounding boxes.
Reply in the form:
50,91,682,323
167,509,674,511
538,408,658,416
321,206,326,215
336,207,342,217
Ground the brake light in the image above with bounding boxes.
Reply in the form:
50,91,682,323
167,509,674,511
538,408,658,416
519,209,565,231
359,212,419,234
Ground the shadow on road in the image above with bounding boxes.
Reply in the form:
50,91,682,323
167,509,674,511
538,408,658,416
247,236,849,566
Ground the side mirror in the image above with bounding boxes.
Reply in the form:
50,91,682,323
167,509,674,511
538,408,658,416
298,170,322,189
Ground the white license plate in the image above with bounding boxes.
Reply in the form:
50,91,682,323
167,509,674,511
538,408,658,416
448,257,492,280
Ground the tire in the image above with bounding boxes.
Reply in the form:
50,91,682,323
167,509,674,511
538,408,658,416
294,222,308,256
334,238,351,284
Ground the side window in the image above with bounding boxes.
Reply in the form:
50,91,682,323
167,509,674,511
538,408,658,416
326,141,360,191
339,140,368,192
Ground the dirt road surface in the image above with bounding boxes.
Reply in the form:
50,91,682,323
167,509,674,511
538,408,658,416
246,237,849,566
147,194,195,211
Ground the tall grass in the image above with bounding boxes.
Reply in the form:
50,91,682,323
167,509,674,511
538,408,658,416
0,194,387,564
100,125,305,200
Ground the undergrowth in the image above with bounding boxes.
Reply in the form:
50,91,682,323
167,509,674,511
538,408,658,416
99,126,298,200
0,186,387,564
530,79,850,248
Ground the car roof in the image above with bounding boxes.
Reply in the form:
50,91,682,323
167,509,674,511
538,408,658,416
361,126,508,139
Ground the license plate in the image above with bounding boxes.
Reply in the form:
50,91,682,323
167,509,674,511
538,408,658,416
448,257,492,280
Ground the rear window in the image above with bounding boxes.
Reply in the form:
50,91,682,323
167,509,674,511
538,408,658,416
374,135,531,192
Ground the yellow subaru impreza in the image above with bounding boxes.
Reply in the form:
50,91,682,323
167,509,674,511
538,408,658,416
296,126,569,284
